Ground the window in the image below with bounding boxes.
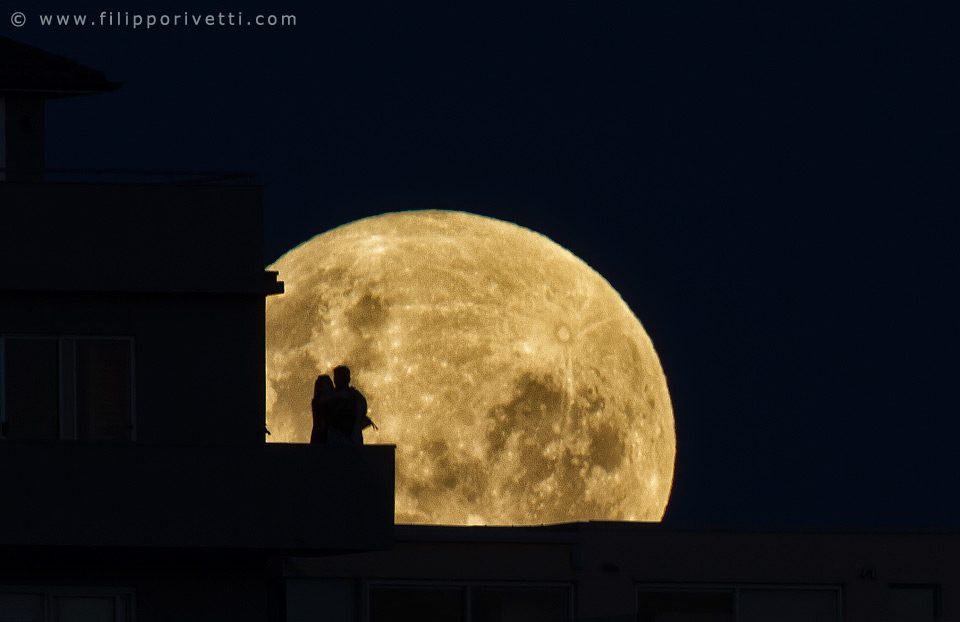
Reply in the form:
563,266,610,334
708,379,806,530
2,337,59,440
74,339,134,440
370,586,463,622
286,580,356,622
0,587,133,622
738,588,842,622
0,336,135,441
367,583,572,622
637,585,842,622
637,589,733,622
889,584,940,622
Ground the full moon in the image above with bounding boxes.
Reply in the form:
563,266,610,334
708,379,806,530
265,210,675,525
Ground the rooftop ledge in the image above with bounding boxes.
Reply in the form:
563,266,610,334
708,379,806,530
0,442,395,553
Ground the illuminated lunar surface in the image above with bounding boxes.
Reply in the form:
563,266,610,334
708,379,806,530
265,210,675,525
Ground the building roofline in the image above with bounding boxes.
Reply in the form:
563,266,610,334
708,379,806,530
393,521,960,543
0,36,122,97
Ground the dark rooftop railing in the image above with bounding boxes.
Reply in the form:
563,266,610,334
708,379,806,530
0,168,257,184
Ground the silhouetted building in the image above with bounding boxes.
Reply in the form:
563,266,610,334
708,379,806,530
284,522,953,622
0,38,394,622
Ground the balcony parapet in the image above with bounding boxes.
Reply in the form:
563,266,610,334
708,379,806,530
0,442,395,554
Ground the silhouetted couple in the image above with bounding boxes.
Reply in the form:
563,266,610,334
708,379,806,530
311,365,375,445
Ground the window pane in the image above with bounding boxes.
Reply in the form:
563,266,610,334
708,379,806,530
4,338,59,440
472,587,569,622
637,590,733,622
0,592,44,622
55,596,116,622
286,579,355,622
889,585,938,622
76,339,132,441
738,589,840,622
370,586,464,622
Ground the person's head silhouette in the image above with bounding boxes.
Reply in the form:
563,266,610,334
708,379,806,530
333,365,351,389
314,374,334,396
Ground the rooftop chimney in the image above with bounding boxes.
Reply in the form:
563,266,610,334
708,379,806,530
0,37,121,182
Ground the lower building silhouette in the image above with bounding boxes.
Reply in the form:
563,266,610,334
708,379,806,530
283,522,952,621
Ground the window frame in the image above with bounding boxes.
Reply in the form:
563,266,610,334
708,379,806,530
364,579,575,622
0,335,136,441
0,585,135,622
636,582,844,622
888,583,942,621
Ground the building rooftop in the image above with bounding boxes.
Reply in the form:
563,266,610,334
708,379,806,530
392,521,960,544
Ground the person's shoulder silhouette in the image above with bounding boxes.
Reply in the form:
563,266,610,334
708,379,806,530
329,365,373,445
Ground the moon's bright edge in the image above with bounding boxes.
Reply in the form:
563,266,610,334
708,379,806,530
265,210,675,526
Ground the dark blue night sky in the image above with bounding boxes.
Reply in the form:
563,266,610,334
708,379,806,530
10,2,959,528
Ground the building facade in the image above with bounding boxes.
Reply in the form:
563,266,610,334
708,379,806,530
285,522,951,622
0,37,395,622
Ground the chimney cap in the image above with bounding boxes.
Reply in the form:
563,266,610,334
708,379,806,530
0,36,122,98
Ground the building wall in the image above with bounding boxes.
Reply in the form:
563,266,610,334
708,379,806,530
0,181,269,445
1,551,273,622
0,290,264,444
1,181,269,444
0,182,265,295
285,523,957,622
